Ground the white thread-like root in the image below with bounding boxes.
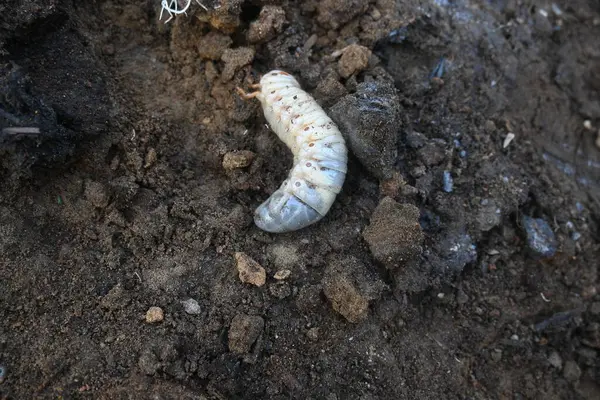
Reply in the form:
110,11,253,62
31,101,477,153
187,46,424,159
159,0,206,24
238,70,348,233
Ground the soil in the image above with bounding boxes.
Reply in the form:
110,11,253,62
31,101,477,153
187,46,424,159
1,0,600,398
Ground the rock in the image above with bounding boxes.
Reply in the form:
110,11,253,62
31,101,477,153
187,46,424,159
273,269,291,280
144,148,157,168
228,314,264,354
329,81,400,180
548,351,563,369
181,298,201,315
316,0,369,29
138,349,160,376
363,197,424,269
247,6,286,43
314,74,348,108
562,360,581,382
197,31,233,60
221,47,255,81
234,252,266,287
84,180,110,208
322,255,386,323
522,216,557,258
222,150,255,171
338,44,371,79
146,306,164,323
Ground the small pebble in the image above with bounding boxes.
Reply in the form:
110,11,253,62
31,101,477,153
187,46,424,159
510,334,519,341
522,216,557,258
228,314,265,354
235,252,266,287
274,269,291,280
146,306,164,323
181,298,202,315
583,120,592,130
443,170,453,192
222,150,255,171
144,148,157,168
503,132,515,148
338,44,371,78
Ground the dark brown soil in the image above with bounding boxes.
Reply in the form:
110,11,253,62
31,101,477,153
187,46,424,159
1,0,600,398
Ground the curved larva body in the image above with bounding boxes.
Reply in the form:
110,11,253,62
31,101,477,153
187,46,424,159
245,70,348,233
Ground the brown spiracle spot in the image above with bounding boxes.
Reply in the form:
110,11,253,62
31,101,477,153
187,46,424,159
306,162,312,167
309,143,315,147
295,181,301,187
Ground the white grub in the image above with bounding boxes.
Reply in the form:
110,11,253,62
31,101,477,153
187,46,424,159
237,71,348,233
503,132,515,148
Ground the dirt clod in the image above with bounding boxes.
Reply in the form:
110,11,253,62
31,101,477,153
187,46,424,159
322,256,386,323
316,0,369,30
198,0,244,33
338,44,371,78
329,81,400,180
221,47,255,81
248,6,286,44
235,252,266,287
145,306,164,323
197,32,233,60
363,197,424,269
138,349,160,376
228,314,264,354
222,150,255,170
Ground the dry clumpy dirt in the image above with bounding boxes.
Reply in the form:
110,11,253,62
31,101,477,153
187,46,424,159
1,0,600,398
